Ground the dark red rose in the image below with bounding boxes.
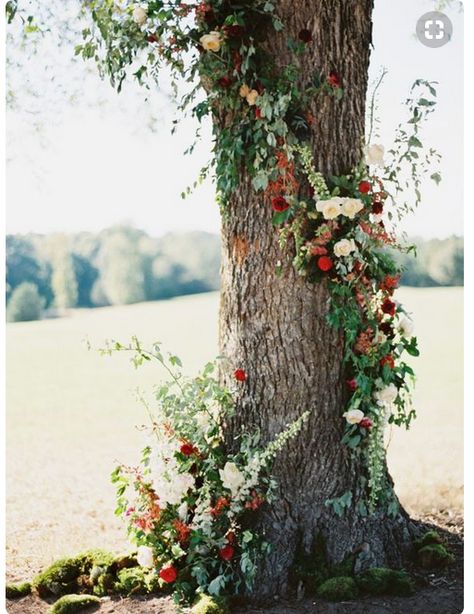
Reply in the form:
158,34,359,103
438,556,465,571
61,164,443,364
180,443,195,456
298,29,312,43
223,24,245,38
317,256,333,272
232,49,242,72
358,180,371,194
146,34,159,43
218,75,232,88
255,80,265,95
272,196,289,212
346,379,358,392
380,354,395,369
234,368,247,382
381,297,396,316
360,417,373,429
379,322,394,338
219,545,235,561
354,261,363,273
327,72,341,88
159,565,178,583
255,107,262,120
226,531,236,544
372,202,384,214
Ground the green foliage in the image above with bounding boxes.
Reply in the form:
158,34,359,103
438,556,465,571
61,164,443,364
51,238,79,310
5,581,31,598
356,567,414,596
48,594,100,614
316,576,358,601
414,530,443,549
6,281,44,322
114,567,157,595
417,544,455,569
191,593,228,614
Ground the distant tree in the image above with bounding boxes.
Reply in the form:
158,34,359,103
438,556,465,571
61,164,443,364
6,282,44,322
72,254,99,307
6,235,52,304
50,237,78,310
97,229,146,305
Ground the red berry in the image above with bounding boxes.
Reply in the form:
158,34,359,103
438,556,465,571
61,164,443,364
234,369,247,382
317,256,333,272
219,545,235,561
358,180,371,194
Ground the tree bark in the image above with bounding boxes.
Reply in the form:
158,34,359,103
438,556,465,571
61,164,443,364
219,0,415,600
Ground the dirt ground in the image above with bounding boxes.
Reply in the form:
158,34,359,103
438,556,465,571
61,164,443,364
5,511,463,614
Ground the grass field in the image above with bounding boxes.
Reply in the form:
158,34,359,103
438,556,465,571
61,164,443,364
5,287,463,581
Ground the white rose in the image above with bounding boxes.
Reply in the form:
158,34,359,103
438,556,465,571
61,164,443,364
316,197,343,220
200,31,222,52
343,409,364,425
334,238,356,258
398,316,414,338
341,198,364,219
137,546,154,568
366,143,385,167
219,462,245,495
374,383,398,406
177,501,188,521
132,6,147,26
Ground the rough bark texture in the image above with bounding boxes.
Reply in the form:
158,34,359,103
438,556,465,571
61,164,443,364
219,0,416,600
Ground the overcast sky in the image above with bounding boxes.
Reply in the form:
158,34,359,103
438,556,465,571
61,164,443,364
6,0,463,239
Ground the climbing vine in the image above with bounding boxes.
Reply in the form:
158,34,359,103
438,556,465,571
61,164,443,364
76,2,440,509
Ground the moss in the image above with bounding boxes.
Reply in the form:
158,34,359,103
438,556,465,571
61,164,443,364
32,550,118,598
48,594,100,614
6,581,32,598
417,544,455,569
356,568,414,597
316,576,358,601
114,567,158,595
191,594,229,614
414,530,444,550
330,554,356,578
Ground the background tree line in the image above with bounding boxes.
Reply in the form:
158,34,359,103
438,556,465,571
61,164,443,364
5,226,463,322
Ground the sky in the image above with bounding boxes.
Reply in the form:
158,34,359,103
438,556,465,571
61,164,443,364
5,0,464,239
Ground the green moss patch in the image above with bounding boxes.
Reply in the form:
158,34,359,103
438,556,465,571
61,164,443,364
48,594,100,614
191,594,228,614
417,544,455,569
414,530,444,550
114,567,159,595
316,576,358,601
356,567,415,596
6,581,32,599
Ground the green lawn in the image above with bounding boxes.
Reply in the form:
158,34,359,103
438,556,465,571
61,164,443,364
5,288,463,580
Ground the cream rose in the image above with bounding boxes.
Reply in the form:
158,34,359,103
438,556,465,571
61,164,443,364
334,238,356,258
341,198,364,219
374,383,398,406
366,143,385,167
343,409,364,425
398,316,414,338
316,197,343,220
219,462,245,495
200,31,222,52
246,89,259,106
239,84,251,98
132,6,147,26
137,546,154,568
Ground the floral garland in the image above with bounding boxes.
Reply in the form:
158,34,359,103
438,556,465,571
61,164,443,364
79,1,440,509
104,338,308,603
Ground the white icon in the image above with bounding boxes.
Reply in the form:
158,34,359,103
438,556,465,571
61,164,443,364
424,19,445,40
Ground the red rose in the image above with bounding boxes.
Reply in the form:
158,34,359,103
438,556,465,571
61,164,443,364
255,107,262,120
146,34,159,43
298,29,312,43
159,565,178,583
360,418,373,429
219,545,235,561
180,443,195,456
327,72,341,88
272,196,289,212
346,379,358,392
380,355,395,369
223,24,245,38
317,256,333,272
218,75,232,88
372,202,384,214
379,322,394,338
381,297,396,316
234,368,247,382
226,531,236,544
358,181,371,194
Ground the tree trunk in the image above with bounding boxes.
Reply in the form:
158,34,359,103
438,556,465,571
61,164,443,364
219,0,416,599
